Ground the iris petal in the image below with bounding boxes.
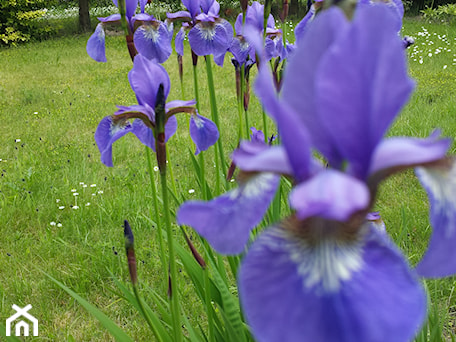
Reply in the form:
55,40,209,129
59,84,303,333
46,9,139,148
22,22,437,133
317,5,414,179
239,224,426,342
290,170,370,222
188,19,233,57
232,143,293,175
86,23,107,63
282,8,348,168
416,159,456,277
95,116,133,167
134,22,172,63
369,135,450,176
177,173,280,254
189,114,219,154
128,55,170,108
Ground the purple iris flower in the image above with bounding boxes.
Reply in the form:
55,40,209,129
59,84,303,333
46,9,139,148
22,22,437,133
178,4,456,341
86,0,172,63
95,54,218,166
186,1,234,66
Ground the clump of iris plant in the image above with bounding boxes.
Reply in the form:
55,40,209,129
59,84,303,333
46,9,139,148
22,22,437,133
94,54,219,167
86,0,173,63
178,4,456,341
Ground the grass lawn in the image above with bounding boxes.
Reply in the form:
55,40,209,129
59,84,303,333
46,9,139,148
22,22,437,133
1,14,456,341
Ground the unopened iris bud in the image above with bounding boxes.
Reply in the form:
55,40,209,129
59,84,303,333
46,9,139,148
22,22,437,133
124,220,137,285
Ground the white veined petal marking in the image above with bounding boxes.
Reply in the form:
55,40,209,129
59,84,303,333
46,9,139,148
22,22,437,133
110,119,131,136
198,24,217,41
416,161,456,238
229,173,276,200
263,227,365,293
140,25,161,43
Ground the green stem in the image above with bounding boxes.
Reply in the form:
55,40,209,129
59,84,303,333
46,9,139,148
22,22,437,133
159,168,182,342
262,108,269,144
204,268,215,342
199,152,208,200
193,64,200,113
145,147,167,291
166,146,178,196
133,285,164,342
205,56,227,190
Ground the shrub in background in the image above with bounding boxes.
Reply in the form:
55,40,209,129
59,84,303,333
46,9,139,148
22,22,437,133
0,0,58,45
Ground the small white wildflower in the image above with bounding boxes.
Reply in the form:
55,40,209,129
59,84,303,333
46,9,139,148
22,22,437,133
419,59,423,64
188,189,195,194
15,139,21,143
154,166,159,171
97,190,104,194
57,223,62,228
92,193,96,196
50,221,56,226
90,184,96,187
72,205,79,210
59,206,65,210
83,184,87,188
79,182,85,185
428,52,432,57
33,111,38,115
443,65,448,69
85,202,91,206
73,192,79,196
71,189,77,192
56,199,60,203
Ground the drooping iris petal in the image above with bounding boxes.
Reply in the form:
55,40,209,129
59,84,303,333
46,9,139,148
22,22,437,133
239,224,426,342
98,13,121,23
229,36,250,65
177,173,280,254
134,22,172,63
95,116,133,167
189,114,219,154
415,159,456,278
282,8,349,169
316,5,414,179
175,27,185,56
188,19,233,57
87,23,107,63
131,119,156,151
369,135,451,176
130,115,178,150
290,170,370,222
128,54,170,108
232,143,293,175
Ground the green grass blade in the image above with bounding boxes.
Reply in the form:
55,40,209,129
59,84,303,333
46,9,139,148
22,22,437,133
46,273,134,342
0,323,22,342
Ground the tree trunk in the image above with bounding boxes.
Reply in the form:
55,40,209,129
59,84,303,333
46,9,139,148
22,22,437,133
78,0,91,32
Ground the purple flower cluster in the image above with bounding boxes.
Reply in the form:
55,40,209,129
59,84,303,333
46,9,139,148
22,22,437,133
178,3,456,341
